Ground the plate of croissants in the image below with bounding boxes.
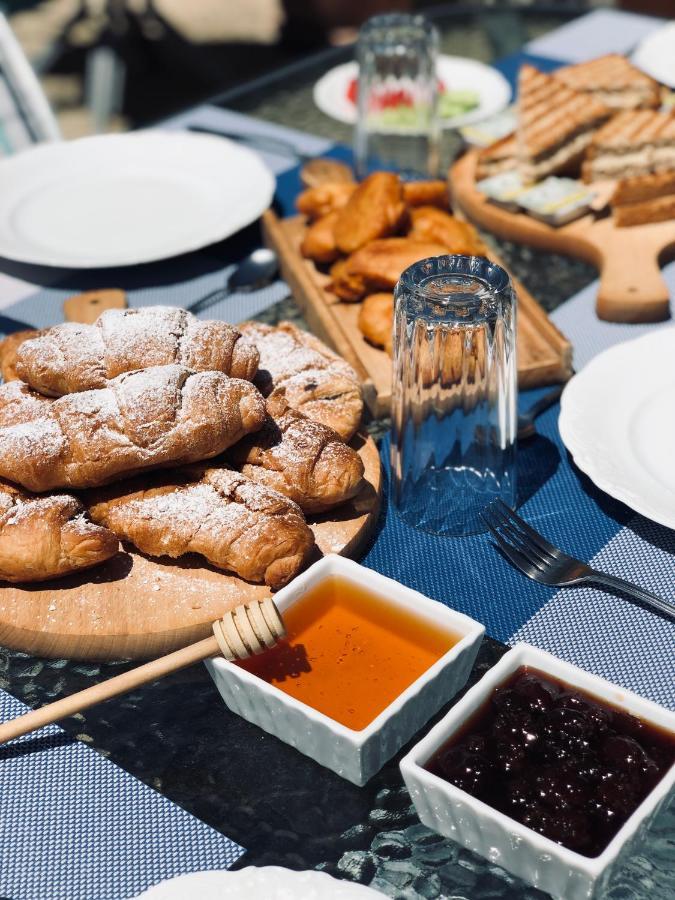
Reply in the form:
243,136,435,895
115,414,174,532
0,306,380,661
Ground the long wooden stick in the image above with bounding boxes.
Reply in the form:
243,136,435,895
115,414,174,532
0,598,285,746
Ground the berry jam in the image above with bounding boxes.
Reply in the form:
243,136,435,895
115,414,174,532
425,667,675,857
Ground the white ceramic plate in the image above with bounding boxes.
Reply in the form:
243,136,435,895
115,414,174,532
0,131,275,268
313,56,511,129
559,328,675,530
632,22,675,89
137,867,382,899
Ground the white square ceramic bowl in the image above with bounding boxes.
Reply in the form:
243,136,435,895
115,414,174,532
400,643,675,900
206,554,484,786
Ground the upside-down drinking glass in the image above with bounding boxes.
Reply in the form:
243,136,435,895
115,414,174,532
391,255,517,537
354,13,440,179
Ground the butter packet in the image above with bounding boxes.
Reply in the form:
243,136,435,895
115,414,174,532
460,107,517,148
476,170,527,212
517,177,595,226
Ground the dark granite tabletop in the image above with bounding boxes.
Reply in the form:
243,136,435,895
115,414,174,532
3,6,673,899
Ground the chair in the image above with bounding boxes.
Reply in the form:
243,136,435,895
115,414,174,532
0,11,60,155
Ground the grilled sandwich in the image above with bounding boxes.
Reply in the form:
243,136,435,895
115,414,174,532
554,54,660,110
517,65,612,183
475,133,518,181
582,109,675,182
611,170,675,227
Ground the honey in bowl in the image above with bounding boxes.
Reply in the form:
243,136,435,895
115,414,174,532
237,574,461,730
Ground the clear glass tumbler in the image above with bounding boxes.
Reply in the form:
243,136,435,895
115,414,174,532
391,255,517,536
354,13,440,179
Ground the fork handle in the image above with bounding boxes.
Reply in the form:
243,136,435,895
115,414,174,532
588,572,675,621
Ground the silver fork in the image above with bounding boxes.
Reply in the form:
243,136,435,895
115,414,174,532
481,499,675,621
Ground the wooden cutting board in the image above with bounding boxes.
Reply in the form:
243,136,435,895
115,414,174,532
451,150,675,324
0,434,381,662
262,211,572,418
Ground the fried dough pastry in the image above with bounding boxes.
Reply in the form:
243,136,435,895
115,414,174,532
0,480,118,583
330,238,447,302
409,207,487,254
296,182,356,220
0,329,43,383
333,172,408,254
300,158,355,188
228,407,364,514
240,321,363,442
402,180,450,209
300,210,340,264
358,293,394,355
0,366,267,492
88,467,314,590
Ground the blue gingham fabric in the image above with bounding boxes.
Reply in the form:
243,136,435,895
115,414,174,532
0,11,672,898
0,692,243,900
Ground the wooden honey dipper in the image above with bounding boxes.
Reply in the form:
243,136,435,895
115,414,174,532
0,598,285,746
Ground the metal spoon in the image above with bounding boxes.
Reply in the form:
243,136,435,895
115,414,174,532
187,248,280,315
517,384,564,440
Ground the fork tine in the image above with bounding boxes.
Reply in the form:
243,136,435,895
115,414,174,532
485,501,551,566
480,511,544,583
483,504,550,573
498,520,551,571
481,508,546,572
493,499,560,558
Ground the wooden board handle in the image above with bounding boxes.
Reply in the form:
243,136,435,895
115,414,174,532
596,236,671,323
63,289,127,324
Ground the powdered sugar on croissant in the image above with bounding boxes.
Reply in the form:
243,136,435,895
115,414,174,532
229,406,364,513
240,321,363,441
0,480,118,582
88,467,314,589
0,365,266,492
15,306,259,397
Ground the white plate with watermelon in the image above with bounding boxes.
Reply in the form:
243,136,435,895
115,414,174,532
313,55,511,129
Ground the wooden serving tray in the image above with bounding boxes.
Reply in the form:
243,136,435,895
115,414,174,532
0,434,380,662
451,149,675,324
262,210,573,418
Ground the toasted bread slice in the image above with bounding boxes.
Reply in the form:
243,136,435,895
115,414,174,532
582,109,675,182
554,54,660,110
475,134,518,181
614,195,675,227
517,65,612,183
611,170,675,205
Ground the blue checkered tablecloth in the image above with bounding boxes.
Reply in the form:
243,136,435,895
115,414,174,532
0,10,672,899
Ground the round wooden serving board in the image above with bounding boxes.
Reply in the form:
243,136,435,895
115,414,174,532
451,150,675,323
0,434,381,662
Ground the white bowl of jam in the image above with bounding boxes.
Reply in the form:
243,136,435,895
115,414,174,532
400,643,675,900
206,554,484,785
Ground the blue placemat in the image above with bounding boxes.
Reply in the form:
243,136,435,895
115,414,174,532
0,691,243,900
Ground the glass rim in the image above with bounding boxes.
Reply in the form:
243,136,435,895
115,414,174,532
358,12,439,43
395,254,513,305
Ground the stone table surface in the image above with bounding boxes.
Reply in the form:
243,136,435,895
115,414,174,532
2,7,673,900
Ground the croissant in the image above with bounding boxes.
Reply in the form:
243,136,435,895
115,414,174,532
14,306,259,397
0,379,52,427
0,480,118,582
228,406,365,513
87,467,314,590
240,321,363,441
0,365,266,492
0,329,43,383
